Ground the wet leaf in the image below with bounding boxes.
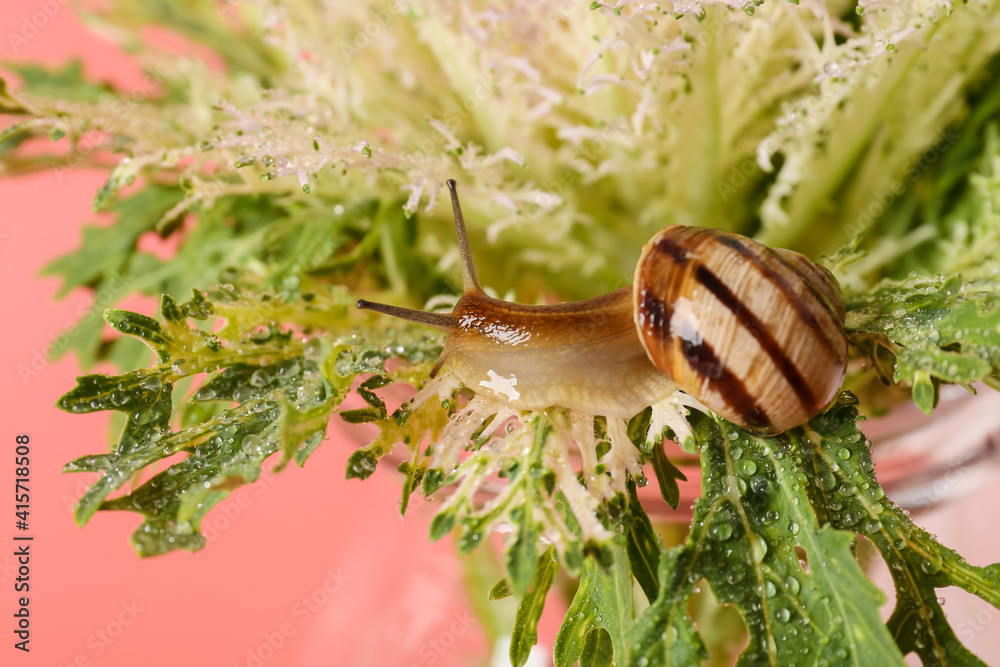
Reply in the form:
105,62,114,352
798,394,1000,665
846,274,1000,403
580,628,615,667
509,546,559,667
628,402,905,666
555,546,633,667
625,480,661,604
59,289,441,555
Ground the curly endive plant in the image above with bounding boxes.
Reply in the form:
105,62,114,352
6,0,1000,663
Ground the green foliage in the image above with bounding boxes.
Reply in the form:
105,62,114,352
836,115,1000,412
625,481,662,604
96,0,285,80
845,272,1000,411
0,75,28,114
623,396,1000,665
45,186,185,298
495,396,1000,666
628,400,901,666
509,547,559,667
556,548,635,667
59,288,440,555
4,60,114,103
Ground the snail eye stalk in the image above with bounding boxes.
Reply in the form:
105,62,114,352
446,179,482,295
355,300,455,332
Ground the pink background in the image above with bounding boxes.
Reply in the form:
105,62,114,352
0,2,998,666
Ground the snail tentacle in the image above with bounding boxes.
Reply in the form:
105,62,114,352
355,299,455,331
446,179,482,294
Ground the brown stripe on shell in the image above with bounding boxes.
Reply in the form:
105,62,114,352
710,233,844,353
653,234,693,266
640,290,773,432
693,263,819,414
769,247,847,323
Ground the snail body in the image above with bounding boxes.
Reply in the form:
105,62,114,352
431,287,679,419
357,180,847,435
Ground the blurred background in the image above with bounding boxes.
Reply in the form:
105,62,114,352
1,1,998,666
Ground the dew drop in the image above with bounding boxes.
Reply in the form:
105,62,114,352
250,369,270,387
750,476,768,495
140,376,162,392
920,558,943,574
752,537,768,563
242,434,262,453
709,522,734,541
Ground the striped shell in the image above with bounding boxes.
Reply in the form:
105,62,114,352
633,226,847,435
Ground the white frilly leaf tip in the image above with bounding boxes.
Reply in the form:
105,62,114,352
407,374,701,556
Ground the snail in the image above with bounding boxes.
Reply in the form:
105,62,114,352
357,180,847,435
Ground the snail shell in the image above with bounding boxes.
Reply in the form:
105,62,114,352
357,180,847,435
634,226,847,434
